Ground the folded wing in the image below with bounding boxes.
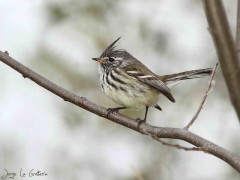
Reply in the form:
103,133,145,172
125,66,175,102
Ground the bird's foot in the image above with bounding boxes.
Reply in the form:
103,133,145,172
107,107,126,118
136,118,146,128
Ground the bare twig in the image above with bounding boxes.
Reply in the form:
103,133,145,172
203,0,240,121
184,63,218,130
0,51,240,172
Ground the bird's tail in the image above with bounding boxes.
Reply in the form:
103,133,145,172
160,68,213,85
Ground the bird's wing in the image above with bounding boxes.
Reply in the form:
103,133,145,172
124,66,175,102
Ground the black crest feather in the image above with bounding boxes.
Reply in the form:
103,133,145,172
100,37,121,58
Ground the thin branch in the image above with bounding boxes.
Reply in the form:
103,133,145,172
184,63,218,130
0,51,240,172
203,0,240,121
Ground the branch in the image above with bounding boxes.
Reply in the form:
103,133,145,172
202,0,240,121
152,137,205,152
184,63,218,130
0,51,240,172
237,0,240,65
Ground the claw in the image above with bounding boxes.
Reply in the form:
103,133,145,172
107,108,117,117
106,107,126,118
136,118,146,128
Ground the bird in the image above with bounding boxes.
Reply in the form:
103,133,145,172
92,37,212,124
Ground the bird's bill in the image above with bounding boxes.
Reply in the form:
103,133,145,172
92,58,105,63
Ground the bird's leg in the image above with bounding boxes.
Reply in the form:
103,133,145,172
107,107,127,117
136,106,149,126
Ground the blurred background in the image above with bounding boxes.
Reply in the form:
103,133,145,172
0,0,240,179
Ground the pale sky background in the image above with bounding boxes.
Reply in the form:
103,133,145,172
0,0,240,180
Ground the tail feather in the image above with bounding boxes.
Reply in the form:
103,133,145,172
160,68,212,85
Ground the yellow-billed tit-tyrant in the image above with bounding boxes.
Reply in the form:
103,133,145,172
92,37,212,124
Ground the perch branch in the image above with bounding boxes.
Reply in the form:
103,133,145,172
0,51,240,172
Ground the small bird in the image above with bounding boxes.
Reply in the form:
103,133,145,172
92,37,212,124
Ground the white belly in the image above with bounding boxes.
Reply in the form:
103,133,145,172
99,67,159,108
103,85,159,108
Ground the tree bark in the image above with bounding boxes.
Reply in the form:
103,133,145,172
237,0,240,65
202,0,240,121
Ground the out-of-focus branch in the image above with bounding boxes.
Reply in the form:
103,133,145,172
237,0,240,65
202,0,240,121
184,63,218,130
0,51,240,172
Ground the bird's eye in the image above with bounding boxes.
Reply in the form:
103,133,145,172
109,57,115,62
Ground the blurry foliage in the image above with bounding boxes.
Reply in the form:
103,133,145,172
32,46,98,91
63,106,86,129
46,0,119,24
44,0,170,54
139,20,168,54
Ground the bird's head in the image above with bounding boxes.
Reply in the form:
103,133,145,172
92,37,133,72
